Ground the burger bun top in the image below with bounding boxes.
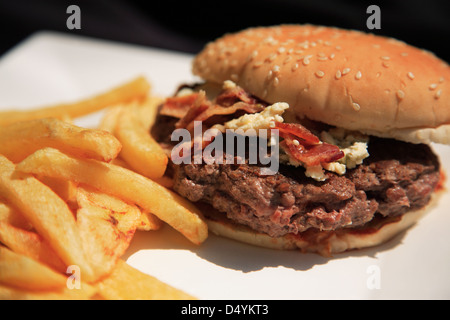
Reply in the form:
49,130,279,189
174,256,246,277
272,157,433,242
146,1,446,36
193,25,450,145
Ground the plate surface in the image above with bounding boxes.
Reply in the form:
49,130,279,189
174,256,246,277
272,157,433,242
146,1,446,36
1,31,449,300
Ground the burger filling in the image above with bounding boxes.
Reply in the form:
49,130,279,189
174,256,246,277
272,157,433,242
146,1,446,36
152,81,441,237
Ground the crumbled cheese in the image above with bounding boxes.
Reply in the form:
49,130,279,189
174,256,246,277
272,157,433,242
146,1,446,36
223,80,237,90
320,128,369,175
176,87,194,97
223,102,289,132
305,165,327,181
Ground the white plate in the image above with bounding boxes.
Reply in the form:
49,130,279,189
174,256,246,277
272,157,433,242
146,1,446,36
1,31,449,300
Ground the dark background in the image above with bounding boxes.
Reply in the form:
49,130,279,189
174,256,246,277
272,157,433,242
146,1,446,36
0,0,450,62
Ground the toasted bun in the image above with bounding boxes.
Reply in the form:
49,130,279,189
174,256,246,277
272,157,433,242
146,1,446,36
204,189,443,256
193,25,450,144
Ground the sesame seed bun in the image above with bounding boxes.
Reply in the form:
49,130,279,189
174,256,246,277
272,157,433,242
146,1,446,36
193,24,450,144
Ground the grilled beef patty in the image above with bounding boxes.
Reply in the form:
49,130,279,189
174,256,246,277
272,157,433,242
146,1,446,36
171,138,440,237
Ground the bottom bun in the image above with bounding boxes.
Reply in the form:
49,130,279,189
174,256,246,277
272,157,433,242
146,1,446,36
202,191,443,257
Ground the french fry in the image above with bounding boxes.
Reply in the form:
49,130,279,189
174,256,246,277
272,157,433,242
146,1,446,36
0,222,66,273
0,118,122,163
0,202,32,230
36,175,78,204
137,209,163,231
76,186,141,278
0,246,67,290
95,259,195,300
0,76,151,126
0,283,97,300
0,155,95,281
135,96,165,131
114,103,168,179
98,105,124,133
16,148,208,245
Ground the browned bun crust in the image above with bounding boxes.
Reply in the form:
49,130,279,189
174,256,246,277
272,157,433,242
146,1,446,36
202,188,443,256
193,25,450,144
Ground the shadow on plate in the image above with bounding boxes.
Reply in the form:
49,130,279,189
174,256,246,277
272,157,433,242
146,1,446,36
122,221,413,273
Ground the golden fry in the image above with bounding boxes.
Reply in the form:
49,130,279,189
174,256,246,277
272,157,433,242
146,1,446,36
98,105,124,133
0,283,97,300
0,202,32,230
76,186,141,278
0,155,95,281
0,246,67,290
114,104,168,179
95,259,195,300
0,222,66,273
134,96,164,131
0,117,121,163
16,148,208,245
0,76,150,126
137,209,163,231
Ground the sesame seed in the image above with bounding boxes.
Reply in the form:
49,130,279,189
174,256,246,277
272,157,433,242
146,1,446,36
273,65,280,73
303,56,311,66
317,56,328,61
342,68,351,75
382,61,390,68
293,139,300,146
268,53,277,62
273,77,279,86
335,70,342,79
278,47,286,54
429,83,438,90
435,89,442,99
324,41,332,47
316,70,325,78
407,72,415,80
401,52,408,56
283,56,292,64
292,63,299,71
352,102,361,111
397,90,405,100
380,56,391,60
253,61,263,68
329,53,335,60
355,71,362,80
439,77,445,83
335,45,342,50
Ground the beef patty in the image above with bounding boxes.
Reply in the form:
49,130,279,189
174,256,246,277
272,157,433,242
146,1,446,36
171,138,440,237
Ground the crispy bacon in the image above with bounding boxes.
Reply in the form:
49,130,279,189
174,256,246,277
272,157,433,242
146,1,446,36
275,122,320,145
279,130,344,167
215,85,257,107
160,93,199,118
173,90,264,133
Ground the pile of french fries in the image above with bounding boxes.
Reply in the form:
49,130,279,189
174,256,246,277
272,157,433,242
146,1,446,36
0,76,208,300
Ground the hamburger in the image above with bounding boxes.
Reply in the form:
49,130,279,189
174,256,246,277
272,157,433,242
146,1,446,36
152,25,448,256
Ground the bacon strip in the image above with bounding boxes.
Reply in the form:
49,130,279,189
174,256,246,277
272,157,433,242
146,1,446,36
160,93,199,118
275,122,320,145
215,85,257,106
278,124,344,166
172,91,264,133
